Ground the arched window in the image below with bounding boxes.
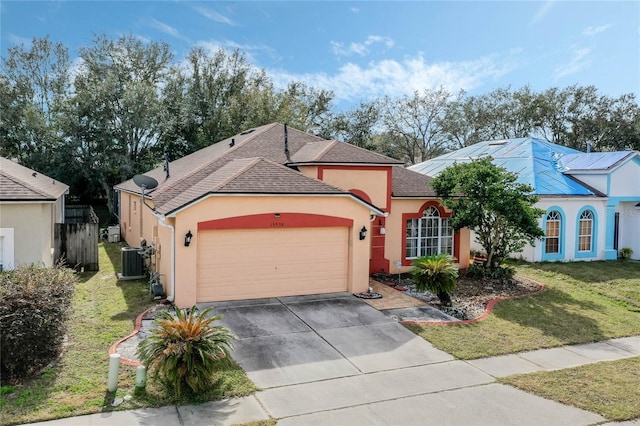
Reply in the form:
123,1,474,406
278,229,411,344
545,210,561,254
405,206,453,258
575,207,597,258
578,210,594,252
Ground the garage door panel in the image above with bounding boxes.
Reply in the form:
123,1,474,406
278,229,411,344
197,227,349,302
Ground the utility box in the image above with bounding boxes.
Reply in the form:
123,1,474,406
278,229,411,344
108,225,120,243
120,247,145,279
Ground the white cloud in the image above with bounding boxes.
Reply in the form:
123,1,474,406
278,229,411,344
193,5,235,26
529,0,555,27
148,18,183,39
553,48,591,81
268,52,520,103
331,35,395,57
582,24,612,36
7,34,31,46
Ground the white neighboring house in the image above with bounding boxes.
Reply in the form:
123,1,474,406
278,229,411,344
410,138,640,261
0,157,69,270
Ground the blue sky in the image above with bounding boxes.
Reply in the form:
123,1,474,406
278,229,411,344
1,1,639,109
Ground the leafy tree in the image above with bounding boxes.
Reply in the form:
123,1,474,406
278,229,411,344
0,37,71,180
378,87,451,164
318,101,380,148
160,48,334,157
66,34,173,213
440,91,493,149
431,157,545,268
411,254,459,306
137,306,236,398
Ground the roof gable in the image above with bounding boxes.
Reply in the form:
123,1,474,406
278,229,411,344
0,157,69,201
290,140,402,165
560,151,639,173
156,158,351,215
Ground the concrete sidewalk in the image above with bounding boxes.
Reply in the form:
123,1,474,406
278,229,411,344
25,335,640,426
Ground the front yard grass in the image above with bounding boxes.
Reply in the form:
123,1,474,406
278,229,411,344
0,242,257,426
406,260,640,359
500,356,640,421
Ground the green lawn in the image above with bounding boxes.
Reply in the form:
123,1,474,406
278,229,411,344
501,356,640,421
408,260,640,422
406,260,640,359
0,243,257,426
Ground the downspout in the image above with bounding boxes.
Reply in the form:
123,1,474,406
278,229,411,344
152,211,176,302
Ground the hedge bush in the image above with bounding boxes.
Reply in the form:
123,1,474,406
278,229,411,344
0,265,76,382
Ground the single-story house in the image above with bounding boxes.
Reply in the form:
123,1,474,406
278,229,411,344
115,123,470,307
0,156,69,270
409,138,640,262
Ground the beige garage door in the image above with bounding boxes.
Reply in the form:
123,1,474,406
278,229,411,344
197,227,349,302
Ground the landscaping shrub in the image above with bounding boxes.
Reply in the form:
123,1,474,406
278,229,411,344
0,265,76,382
463,264,515,283
137,305,236,399
412,254,459,306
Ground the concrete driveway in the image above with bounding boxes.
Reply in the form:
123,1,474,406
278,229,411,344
203,292,454,388
199,292,607,425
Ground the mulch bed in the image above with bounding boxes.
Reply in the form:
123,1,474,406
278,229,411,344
374,272,543,321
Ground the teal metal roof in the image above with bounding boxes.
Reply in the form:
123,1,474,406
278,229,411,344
409,137,598,196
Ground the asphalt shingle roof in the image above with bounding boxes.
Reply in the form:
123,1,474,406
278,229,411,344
0,156,69,201
290,140,403,165
391,167,437,197
158,158,349,214
117,123,401,215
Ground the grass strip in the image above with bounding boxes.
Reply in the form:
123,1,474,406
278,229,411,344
500,356,640,421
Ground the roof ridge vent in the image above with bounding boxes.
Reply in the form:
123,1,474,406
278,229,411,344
240,129,255,135
488,140,508,146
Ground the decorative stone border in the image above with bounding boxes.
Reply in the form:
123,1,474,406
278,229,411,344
108,308,150,366
400,277,546,326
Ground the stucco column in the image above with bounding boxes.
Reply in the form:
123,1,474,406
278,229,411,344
604,204,618,260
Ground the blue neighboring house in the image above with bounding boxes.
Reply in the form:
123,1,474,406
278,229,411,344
409,138,640,261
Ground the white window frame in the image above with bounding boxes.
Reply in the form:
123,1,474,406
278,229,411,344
406,206,453,259
578,210,594,252
0,228,15,271
545,210,561,254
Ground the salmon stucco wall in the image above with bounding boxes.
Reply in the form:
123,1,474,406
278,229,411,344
119,192,157,249
386,199,470,274
0,203,57,267
171,195,373,307
317,166,392,211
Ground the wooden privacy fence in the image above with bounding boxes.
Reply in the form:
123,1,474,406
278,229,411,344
65,205,100,224
54,223,99,271
54,205,100,271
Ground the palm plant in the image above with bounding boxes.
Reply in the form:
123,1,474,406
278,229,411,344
412,254,459,307
137,305,236,398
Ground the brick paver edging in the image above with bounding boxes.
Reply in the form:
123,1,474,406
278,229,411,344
400,277,545,326
108,308,150,366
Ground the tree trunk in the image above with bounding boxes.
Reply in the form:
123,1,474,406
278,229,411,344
437,291,452,307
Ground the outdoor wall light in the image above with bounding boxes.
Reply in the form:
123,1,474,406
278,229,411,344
184,230,193,247
359,226,368,240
